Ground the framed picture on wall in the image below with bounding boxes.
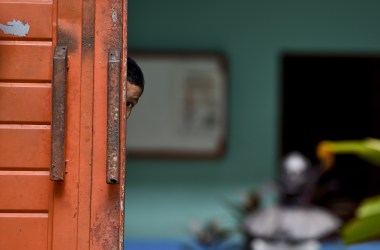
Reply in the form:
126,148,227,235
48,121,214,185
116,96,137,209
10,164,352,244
127,51,228,158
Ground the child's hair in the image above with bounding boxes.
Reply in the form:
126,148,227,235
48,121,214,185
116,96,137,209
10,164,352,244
127,56,144,91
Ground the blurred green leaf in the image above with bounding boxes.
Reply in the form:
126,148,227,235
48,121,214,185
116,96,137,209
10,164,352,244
357,195,380,218
342,212,380,244
357,138,380,166
328,138,380,166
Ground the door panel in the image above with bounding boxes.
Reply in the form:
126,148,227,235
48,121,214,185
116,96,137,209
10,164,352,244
0,213,48,250
0,83,51,123
0,125,51,169
0,171,49,210
0,41,52,81
0,0,54,249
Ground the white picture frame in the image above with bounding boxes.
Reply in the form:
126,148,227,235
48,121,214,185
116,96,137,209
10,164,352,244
127,52,228,158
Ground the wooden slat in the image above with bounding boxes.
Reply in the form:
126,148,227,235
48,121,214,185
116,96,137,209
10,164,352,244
0,213,48,250
0,41,52,81
0,83,51,123
0,125,51,169
0,1,52,40
0,171,49,211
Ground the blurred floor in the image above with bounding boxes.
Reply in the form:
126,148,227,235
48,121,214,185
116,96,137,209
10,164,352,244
124,239,380,250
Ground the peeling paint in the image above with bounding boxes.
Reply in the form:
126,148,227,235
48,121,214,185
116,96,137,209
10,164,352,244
0,20,30,37
92,208,119,250
111,8,118,24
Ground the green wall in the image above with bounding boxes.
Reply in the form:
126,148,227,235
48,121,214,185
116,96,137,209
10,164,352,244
125,0,380,239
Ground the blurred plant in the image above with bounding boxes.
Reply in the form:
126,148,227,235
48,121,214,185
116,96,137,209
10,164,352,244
226,191,261,226
225,190,271,250
186,219,234,250
317,138,380,170
317,138,380,244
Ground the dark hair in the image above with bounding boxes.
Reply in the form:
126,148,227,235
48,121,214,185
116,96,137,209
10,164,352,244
127,56,144,91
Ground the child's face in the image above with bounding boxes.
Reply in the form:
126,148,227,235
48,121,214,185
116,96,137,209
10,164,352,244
126,81,143,119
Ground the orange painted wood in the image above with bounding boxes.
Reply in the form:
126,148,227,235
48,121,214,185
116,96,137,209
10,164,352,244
0,83,51,123
119,1,128,248
0,0,127,248
77,0,95,248
0,213,48,250
0,171,49,211
0,41,52,81
91,0,126,248
49,0,82,248
0,125,51,169
0,1,53,40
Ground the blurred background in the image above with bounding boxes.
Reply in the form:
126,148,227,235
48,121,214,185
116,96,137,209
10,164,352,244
124,0,380,248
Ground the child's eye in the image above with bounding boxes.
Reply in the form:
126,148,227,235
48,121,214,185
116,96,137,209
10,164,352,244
127,102,134,109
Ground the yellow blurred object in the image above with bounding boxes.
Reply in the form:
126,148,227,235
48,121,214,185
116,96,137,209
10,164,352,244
316,138,380,170
317,141,336,170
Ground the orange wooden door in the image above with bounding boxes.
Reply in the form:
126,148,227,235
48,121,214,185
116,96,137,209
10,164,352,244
0,0,128,249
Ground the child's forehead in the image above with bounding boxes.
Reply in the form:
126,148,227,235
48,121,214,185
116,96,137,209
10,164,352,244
127,81,143,94
127,80,141,87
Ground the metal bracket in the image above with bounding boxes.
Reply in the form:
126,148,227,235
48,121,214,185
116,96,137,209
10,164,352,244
106,50,121,184
51,46,67,181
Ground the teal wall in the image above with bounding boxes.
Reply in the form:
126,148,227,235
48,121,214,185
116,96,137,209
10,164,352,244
125,0,380,239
